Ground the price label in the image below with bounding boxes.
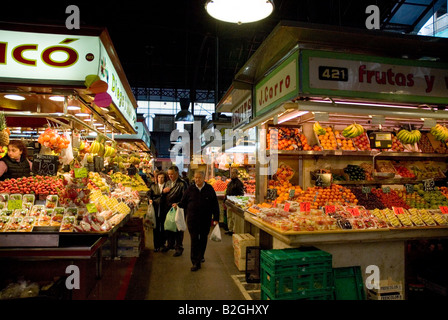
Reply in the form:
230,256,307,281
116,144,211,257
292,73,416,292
284,202,291,212
7,199,23,210
405,184,414,194
289,189,295,199
382,187,391,194
424,179,435,191
439,206,448,214
266,188,278,200
362,186,371,194
393,207,405,215
300,202,311,212
86,203,98,213
347,207,361,217
32,154,59,176
325,205,336,215
74,167,89,178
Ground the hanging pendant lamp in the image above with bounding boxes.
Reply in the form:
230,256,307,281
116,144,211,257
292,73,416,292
205,0,274,25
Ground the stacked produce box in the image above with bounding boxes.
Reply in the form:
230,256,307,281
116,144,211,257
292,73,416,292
232,233,256,271
260,247,334,300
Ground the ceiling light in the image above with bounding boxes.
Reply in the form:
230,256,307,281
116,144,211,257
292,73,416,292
49,96,65,102
205,0,274,24
75,113,90,117
4,94,25,101
67,106,81,111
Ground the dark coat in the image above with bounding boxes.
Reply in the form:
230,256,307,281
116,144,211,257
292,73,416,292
147,182,167,219
164,178,187,207
225,178,245,197
178,182,220,234
0,155,31,181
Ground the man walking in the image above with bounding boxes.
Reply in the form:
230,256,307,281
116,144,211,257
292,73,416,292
162,165,188,257
224,168,245,235
175,171,220,271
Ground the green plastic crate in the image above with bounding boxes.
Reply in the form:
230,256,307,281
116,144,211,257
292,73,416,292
261,268,334,299
261,247,332,275
261,286,335,300
333,266,366,300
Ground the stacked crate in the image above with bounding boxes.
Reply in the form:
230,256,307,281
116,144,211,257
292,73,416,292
260,247,334,300
232,234,256,271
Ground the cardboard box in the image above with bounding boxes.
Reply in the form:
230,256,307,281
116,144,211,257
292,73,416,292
232,233,255,247
234,250,246,271
367,279,403,300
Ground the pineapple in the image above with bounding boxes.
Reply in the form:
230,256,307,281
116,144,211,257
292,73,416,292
0,112,9,147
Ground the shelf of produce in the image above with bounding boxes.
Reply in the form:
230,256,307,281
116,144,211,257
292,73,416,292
244,213,448,247
267,150,448,158
333,178,444,186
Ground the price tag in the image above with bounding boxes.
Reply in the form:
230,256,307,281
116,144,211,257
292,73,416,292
439,206,448,214
32,154,59,176
300,202,311,212
284,202,291,212
86,203,98,213
405,184,414,194
362,186,371,194
7,199,23,210
266,188,278,200
74,167,89,178
424,179,435,192
325,205,336,215
272,200,277,208
393,207,405,215
289,189,295,199
382,187,390,194
347,207,361,217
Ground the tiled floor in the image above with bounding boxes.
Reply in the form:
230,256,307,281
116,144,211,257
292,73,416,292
87,227,249,300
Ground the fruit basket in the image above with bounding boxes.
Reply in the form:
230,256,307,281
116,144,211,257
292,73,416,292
314,124,338,151
334,130,357,151
352,133,372,151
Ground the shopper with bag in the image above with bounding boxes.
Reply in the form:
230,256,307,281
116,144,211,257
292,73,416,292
174,170,220,271
224,168,245,235
162,166,187,257
147,171,168,252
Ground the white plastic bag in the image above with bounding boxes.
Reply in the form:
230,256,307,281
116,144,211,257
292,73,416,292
144,203,156,229
175,207,187,231
210,223,221,242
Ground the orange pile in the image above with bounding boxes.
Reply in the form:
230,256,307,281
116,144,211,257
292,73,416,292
334,131,356,151
295,184,358,209
268,180,303,203
317,127,337,150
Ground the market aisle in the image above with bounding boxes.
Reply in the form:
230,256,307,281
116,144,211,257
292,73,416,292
124,227,247,300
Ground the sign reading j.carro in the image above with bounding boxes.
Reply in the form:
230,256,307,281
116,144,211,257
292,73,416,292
0,30,99,84
255,52,298,117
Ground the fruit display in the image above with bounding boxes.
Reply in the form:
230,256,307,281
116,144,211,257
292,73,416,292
316,126,337,150
349,188,385,210
396,129,422,144
352,133,372,151
417,133,435,153
370,188,410,209
274,163,295,181
0,112,10,147
110,172,149,192
295,184,357,209
37,128,70,154
0,176,63,195
313,122,326,136
394,165,416,179
406,162,446,180
268,179,303,203
267,127,301,151
344,165,366,181
243,180,255,194
430,124,448,142
334,131,356,151
341,123,364,139
209,178,228,192
390,134,405,152
88,172,110,193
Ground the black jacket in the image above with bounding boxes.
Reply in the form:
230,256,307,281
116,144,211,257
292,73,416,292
164,178,187,207
147,182,166,218
178,182,220,234
0,155,31,181
225,178,245,197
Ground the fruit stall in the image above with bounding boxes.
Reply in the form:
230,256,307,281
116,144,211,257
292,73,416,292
217,22,448,299
0,23,145,299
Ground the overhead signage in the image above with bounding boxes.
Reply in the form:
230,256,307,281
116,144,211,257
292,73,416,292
98,42,137,128
231,94,252,128
255,51,299,117
0,30,100,85
302,50,448,105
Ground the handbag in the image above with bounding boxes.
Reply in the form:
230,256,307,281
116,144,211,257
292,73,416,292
175,207,187,231
144,203,156,229
210,223,222,242
164,206,178,232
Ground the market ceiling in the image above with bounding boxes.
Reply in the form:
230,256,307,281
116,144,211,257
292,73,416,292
0,0,445,104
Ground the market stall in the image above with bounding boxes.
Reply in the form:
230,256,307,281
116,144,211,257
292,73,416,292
218,21,448,299
0,23,143,299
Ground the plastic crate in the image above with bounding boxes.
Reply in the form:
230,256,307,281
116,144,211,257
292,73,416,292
261,286,334,300
261,247,332,275
261,268,334,299
333,266,366,300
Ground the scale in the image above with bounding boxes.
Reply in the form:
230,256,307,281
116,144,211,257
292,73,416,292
369,132,392,149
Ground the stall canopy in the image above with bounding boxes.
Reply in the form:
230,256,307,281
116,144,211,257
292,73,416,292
217,21,448,129
0,22,138,135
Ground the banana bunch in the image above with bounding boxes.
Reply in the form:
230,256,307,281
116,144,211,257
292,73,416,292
89,140,103,154
104,146,117,158
341,123,364,138
313,122,326,135
396,129,421,144
430,124,448,142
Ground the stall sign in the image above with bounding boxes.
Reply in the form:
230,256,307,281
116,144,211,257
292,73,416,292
231,95,252,128
0,30,100,85
302,49,448,105
98,42,136,128
255,51,299,117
